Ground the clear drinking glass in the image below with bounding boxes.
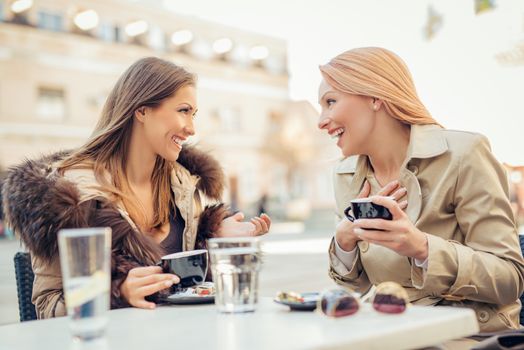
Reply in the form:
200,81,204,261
208,237,262,313
58,227,111,341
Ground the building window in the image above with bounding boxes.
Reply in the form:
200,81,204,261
99,22,122,43
99,22,114,42
36,87,66,122
37,11,63,32
114,26,122,42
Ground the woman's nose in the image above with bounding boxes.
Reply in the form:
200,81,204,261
183,119,195,136
318,115,330,130
184,124,195,136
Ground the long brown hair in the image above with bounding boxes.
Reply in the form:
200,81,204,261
58,57,196,232
320,47,440,126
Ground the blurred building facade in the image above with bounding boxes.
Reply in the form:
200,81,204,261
0,0,338,219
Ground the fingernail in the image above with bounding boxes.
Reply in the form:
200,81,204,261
149,304,156,309
165,280,173,287
354,228,364,235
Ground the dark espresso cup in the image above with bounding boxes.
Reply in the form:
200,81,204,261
344,197,393,222
158,249,208,291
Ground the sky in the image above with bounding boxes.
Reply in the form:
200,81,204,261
160,0,524,164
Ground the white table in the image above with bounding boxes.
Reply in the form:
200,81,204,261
0,298,479,350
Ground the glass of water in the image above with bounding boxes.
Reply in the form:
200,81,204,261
208,237,262,313
58,227,111,341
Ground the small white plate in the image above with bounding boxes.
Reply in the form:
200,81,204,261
163,282,215,305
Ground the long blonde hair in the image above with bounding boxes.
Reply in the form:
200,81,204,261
320,47,439,126
58,57,196,232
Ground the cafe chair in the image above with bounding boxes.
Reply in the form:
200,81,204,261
13,252,37,322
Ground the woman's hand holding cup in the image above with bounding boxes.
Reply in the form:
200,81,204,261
120,266,180,310
335,180,408,252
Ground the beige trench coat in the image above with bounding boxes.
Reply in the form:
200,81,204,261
328,124,524,332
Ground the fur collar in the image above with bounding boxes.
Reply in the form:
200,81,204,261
177,145,224,199
1,147,225,262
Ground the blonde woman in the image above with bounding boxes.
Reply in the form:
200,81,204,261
318,47,524,333
3,57,270,318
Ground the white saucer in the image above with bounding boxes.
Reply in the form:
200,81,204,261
163,282,215,305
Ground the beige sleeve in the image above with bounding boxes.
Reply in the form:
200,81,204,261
31,257,67,319
328,165,372,294
328,238,372,294
33,288,66,319
411,135,524,305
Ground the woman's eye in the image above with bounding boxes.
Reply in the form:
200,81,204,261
327,99,336,106
178,108,190,114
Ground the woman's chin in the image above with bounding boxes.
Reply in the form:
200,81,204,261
337,135,355,157
170,151,181,162
340,146,356,158
160,149,181,162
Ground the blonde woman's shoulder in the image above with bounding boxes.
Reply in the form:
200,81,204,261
439,128,492,156
435,129,503,176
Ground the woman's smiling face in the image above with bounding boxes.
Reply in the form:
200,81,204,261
317,78,377,157
138,85,198,162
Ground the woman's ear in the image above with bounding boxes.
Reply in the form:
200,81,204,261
134,107,146,123
371,97,383,111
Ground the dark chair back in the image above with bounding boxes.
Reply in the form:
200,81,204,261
520,235,524,325
13,252,37,321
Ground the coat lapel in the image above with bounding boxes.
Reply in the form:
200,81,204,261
401,124,448,223
400,169,423,223
335,155,368,212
